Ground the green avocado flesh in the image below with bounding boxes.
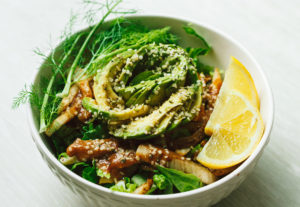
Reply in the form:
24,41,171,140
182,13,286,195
82,97,150,120
82,43,202,139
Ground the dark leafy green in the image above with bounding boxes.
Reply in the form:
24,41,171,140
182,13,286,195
102,183,115,188
51,124,81,155
156,165,201,192
124,177,131,184
71,162,89,171
153,174,167,190
187,143,202,158
183,25,214,75
195,61,215,76
146,183,157,195
186,47,209,57
82,166,98,183
81,122,108,140
153,174,173,194
183,25,211,53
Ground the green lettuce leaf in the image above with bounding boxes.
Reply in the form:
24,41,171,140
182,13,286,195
96,168,111,179
82,166,98,183
153,174,173,194
187,143,203,158
146,183,157,195
71,162,89,171
195,61,214,76
156,165,201,192
81,122,108,140
183,25,211,52
110,179,137,193
131,174,147,187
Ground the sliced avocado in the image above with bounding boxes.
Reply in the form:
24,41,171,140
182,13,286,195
159,55,180,72
131,86,152,106
116,58,139,85
86,43,202,140
145,73,162,81
82,97,150,121
116,44,159,85
125,83,155,107
154,110,177,135
166,102,192,131
123,75,178,107
124,88,144,106
131,55,179,86
129,70,155,86
128,71,162,86
189,83,202,118
118,47,189,107
118,80,152,101
123,76,170,106
167,116,184,131
147,80,171,106
167,83,202,131
116,110,178,140
111,87,194,139
93,51,134,110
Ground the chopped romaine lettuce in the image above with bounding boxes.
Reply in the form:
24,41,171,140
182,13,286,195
131,174,147,187
156,165,202,192
110,179,137,193
96,169,111,179
153,174,173,194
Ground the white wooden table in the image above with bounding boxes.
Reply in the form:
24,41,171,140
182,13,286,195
1,0,299,206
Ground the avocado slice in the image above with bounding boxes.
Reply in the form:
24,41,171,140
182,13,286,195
154,110,177,135
146,80,171,106
111,87,195,139
93,51,134,110
82,97,150,121
125,82,156,107
189,83,202,117
117,46,190,107
115,44,161,86
116,56,140,85
84,43,202,140
167,83,202,131
129,70,155,86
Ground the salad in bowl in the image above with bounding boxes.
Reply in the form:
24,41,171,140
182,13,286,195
16,0,273,205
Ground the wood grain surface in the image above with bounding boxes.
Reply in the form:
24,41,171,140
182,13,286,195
1,0,299,206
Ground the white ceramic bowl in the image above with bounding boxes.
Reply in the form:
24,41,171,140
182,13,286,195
28,15,274,207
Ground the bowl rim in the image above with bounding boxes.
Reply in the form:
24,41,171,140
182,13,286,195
27,13,274,200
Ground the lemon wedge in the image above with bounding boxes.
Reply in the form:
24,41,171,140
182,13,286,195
197,57,264,169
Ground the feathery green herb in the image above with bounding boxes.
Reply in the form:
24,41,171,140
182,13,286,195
57,0,125,98
12,84,40,109
14,0,136,133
